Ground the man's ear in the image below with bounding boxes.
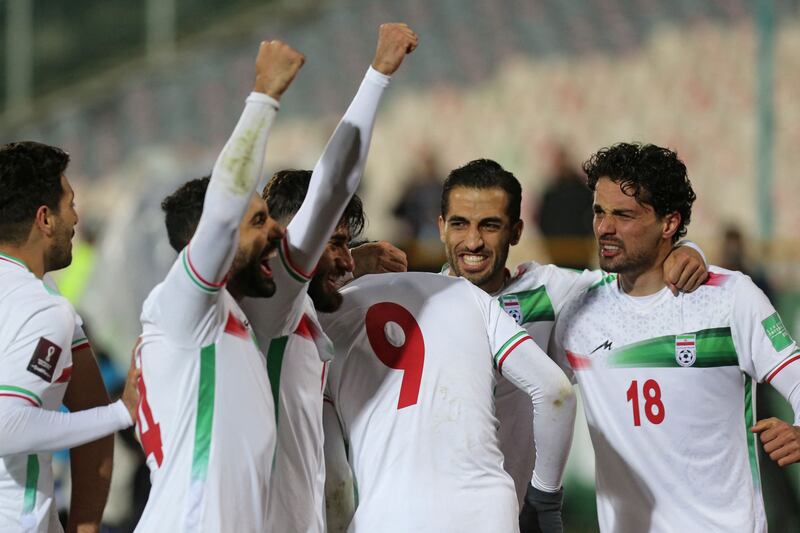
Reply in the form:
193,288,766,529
662,212,681,241
438,215,446,243
33,205,56,238
510,219,523,246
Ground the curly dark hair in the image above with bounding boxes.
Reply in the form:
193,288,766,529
441,159,522,222
583,143,695,242
264,169,365,239
161,176,210,252
0,141,69,244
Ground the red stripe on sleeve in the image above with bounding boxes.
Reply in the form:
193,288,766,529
497,335,533,374
0,393,39,407
765,354,800,384
281,239,317,280
186,246,226,288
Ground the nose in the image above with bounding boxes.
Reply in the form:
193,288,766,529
464,226,484,250
338,247,355,273
595,214,615,237
267,217,286,241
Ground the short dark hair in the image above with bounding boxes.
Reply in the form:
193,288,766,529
264,169,365,239
583,143,695,242
0,141,69,244
441,159,522,222
161,177,209,252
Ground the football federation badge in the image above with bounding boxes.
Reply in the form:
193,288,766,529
675,334,697,367
500,295,523,325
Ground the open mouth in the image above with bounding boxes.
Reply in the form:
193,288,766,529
599,241,623,258
260,247,278,277
457,252,490,272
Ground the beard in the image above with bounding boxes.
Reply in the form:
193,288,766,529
229,244,276,299
45,224,73,272
308,270,344,313
597,235,661,275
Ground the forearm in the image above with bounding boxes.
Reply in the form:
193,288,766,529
0,400,131,456
768,354,800,425
501,346,577,491
189,92,279,282
67,436,113,533
285,67,390,272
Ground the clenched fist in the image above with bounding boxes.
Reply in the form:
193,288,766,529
372,23,419,76
254,40,305,100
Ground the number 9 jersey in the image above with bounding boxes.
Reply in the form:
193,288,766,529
553,267,800,533
321,272,574,533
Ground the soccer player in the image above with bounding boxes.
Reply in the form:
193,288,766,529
552,142,800,532
321,271,577,533
436,158,708,519
241,24,418,533
133,41,304,532
0,141,140,533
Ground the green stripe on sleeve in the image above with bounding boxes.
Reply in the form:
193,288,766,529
277,245,310,284
607,327,738,368
181,250,220,294
267,337,289,422
23,455,39,514
493,331,528,366
0,385,42,406
191,345,216,481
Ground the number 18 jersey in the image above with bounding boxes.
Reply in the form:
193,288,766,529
321,273,535,533
553,268,799,533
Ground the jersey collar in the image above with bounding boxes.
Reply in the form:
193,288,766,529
0,252,30,272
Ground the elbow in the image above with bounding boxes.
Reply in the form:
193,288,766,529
540,373,576,414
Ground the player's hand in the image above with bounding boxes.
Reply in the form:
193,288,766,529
120,340,142,426
254,40,305,100
751,417,800,467
371,23,418,76
519,484,564,533
663,245,707,296
352,241,408,278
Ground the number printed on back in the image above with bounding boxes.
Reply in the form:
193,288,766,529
27,337,63,382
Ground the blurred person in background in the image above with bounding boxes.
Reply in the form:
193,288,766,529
436,158,707,530
0,141,140,533
719,224,800,530
535,143,594,270
392,145,446,271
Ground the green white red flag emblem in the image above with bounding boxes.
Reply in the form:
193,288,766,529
675,334,697,367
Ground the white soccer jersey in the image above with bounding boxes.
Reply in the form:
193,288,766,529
135,90,280,532
0,254,82,532
443,261,600,505
322,272,571,533
553,267,800,533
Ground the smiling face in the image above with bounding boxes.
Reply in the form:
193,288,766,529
227,193,286,299
309,223,354,313
438,186,522,293
593,176,678,277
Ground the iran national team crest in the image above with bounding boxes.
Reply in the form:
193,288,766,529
675,334,697,367
500,295,523,325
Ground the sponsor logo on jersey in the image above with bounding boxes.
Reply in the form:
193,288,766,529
762,312,793,352
500,295,523,325
27,337,63,382
675,334,696,367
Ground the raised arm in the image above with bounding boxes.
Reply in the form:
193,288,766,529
282,23,417,274
154,41,303,340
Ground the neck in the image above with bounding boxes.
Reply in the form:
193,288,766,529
480,271,507,294
617,246,672,296
0,244,44,277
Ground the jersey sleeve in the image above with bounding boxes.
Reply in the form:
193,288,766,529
42,273,91,352
542,265,604,317
469,282,576,492
0,301,75,406
152,92,279,345
250,67,391,339
730,274,800,382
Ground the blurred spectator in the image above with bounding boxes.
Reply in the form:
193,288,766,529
392,146,446,271
534,144,594,269
719,225,774,300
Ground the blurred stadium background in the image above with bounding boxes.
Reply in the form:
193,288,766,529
2,0,799,530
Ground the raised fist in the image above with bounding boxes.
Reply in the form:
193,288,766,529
254,40,305,100
372,23,418,76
